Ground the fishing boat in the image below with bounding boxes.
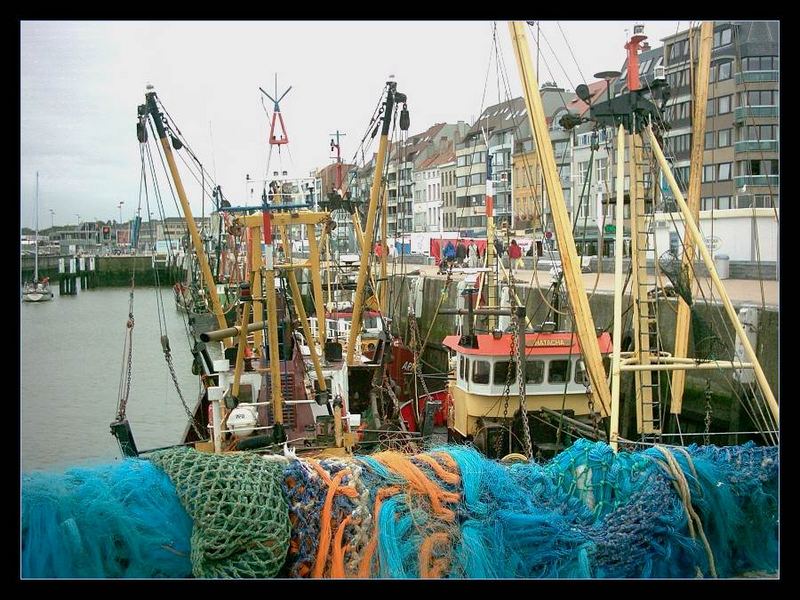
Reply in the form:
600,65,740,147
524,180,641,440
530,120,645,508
110,78,429,458
22,172,54,303
21,21,778,580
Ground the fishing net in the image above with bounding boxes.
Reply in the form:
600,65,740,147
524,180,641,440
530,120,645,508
22,441,778,579
658,251,692,306
283,440,778,578
148,447,291,578
21,459,193,578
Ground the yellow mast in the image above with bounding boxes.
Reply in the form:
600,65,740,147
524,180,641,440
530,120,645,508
380,186,388,314
671,21,714,414
508,22,612,417
144,89,229,339
346,81,403,366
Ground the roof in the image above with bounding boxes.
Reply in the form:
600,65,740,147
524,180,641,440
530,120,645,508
418,145,456,170
465,97,527,138
442,331,613,357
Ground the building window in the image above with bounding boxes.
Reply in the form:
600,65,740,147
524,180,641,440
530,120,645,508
717,61,732,81
674,166,690,187
738,159,779,176
701,197,715,211
470,173,484,186
718,95,732,114
717,195,732,209
754,195,776,208
741,90,779,106
718,129,731,147
739,124,778,141
669,231,681,254
703,165,715,183
764,56,779,70
718,163,732,181
706,99,715,117
713,27,732,48
705,132,715,150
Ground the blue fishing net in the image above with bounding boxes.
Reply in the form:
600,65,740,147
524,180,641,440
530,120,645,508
21,459,193,578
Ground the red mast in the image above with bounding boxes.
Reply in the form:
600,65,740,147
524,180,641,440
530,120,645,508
330,130,346,191
624,24,648,92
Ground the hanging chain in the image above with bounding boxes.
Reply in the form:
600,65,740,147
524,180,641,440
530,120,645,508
117,291,135,421
161,335,205,440
703,379,713,446
582,370,600,440
514,311,534,459
495,316,516,458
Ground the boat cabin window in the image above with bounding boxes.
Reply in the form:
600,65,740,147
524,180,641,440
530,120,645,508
525,360,545,384
575,360,589,385
548,360,572,384
459,356,467,380
472,360,491,384
494,361,516,385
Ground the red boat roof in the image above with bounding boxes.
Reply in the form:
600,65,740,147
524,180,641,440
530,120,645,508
442,331,612,357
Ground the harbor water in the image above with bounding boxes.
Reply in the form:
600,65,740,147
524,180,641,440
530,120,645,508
21,286,203,472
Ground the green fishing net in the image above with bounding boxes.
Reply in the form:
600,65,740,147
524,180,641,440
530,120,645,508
149,448,290,578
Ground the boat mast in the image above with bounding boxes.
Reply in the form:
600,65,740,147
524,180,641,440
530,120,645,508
670,22,713,414
507,21,612,418
143,87,228,334
485,149,498,330
34,171,39,282
609,124,626,450
346,81,405,366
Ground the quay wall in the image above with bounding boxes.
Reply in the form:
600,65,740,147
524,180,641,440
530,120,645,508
388,272,778,440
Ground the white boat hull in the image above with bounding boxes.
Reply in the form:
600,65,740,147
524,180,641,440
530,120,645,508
23,291,53,302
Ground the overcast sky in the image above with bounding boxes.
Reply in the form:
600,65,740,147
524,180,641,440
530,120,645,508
20,20,687,229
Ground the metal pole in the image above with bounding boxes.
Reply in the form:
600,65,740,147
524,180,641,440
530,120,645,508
609,124,626,452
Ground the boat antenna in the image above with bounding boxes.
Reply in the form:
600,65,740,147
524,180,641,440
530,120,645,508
259,74,292,147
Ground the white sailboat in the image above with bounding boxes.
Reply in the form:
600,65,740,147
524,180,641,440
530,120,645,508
22,172,53,302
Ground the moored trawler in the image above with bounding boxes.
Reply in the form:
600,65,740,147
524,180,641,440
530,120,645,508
444,326,612,457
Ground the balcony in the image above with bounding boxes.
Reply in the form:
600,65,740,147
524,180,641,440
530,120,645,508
734,106,779,122
734,175,779,188
735,139,778,153
735,71,779,84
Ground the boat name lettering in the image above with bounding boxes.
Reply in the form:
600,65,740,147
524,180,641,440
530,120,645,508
525,338,573,347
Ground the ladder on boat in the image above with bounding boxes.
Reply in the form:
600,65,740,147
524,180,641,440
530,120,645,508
630,135,663,438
